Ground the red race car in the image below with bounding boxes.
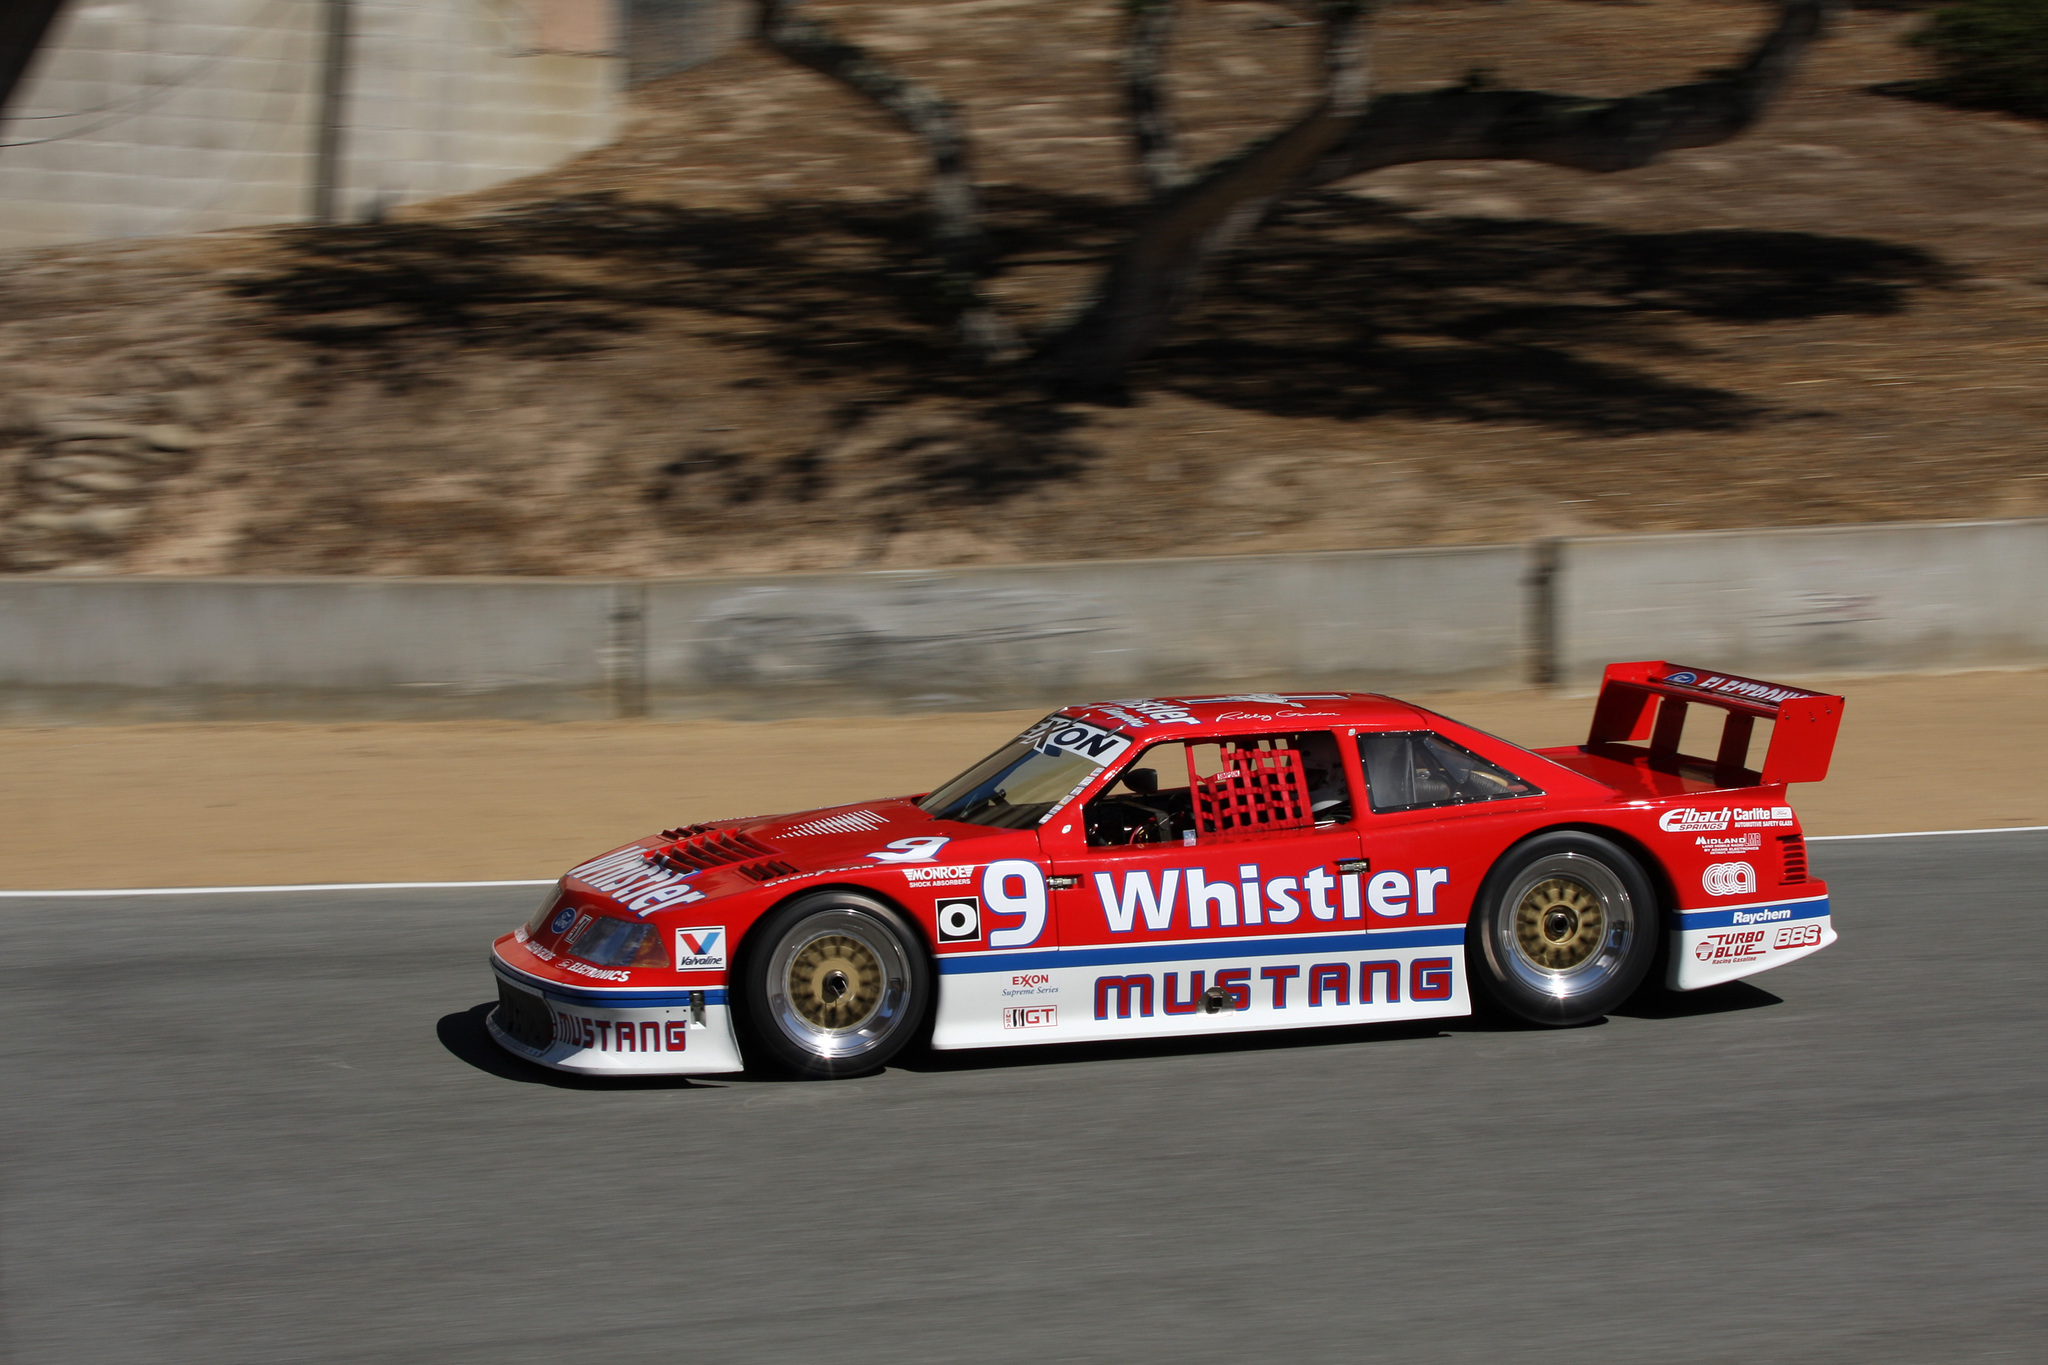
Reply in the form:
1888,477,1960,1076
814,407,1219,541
489,662,1843,1079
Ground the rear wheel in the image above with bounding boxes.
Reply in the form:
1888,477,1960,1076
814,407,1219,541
740,891,930,1079
1469,832,1659,1026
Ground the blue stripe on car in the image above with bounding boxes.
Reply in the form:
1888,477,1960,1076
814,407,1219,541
1675,896,1831,931
493,958,728,1008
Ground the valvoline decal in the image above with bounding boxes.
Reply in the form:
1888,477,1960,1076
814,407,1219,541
674,927,727,970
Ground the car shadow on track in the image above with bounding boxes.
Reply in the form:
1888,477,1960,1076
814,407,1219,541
897,1018,1457,1075
438,980,1782,1086
1611,979,1783,1020
437,1003,717,1090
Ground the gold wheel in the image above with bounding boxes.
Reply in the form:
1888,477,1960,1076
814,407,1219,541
1513,876,1607,971
785,933,885,1031
755,900,926,1075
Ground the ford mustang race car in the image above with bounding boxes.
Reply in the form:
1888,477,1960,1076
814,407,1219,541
489,662,1843,1079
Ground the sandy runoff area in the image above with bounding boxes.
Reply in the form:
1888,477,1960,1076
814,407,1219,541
1,669,2041,890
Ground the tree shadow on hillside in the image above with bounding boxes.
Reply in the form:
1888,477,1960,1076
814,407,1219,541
236,188,1952,448
1160,194,1953,432
1870,77,2048,124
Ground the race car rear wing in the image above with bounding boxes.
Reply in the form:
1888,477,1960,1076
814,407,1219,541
1586,662,1844,786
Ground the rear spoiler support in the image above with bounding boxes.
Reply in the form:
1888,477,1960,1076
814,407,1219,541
1588,662,1844,785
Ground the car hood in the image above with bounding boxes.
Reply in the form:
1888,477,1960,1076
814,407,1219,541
561,797,1022,911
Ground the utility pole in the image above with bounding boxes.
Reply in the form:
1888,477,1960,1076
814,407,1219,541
311,0,352,223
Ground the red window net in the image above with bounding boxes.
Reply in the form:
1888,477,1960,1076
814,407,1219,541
1191,744,1314,841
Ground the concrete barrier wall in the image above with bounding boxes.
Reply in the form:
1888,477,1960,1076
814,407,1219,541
0,0,622,250
643,546,1532,714
0,578,628,718
1554,520,2048,684
0,519,2041,719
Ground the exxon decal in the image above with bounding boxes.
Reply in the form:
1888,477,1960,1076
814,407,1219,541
674,927,728,970
1034,718,1131,766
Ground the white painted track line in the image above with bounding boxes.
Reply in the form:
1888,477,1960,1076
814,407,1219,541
3,826,2045,896
1808,825,2048,842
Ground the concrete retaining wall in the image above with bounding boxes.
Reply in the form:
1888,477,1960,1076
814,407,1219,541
0,0,622,250
1,518,2041,719
641,546,1532,714
1554,521,2048,683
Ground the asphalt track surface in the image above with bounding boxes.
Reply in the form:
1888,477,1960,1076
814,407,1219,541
4,834,2044,1364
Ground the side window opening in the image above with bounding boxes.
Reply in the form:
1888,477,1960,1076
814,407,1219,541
1084,731,1353,847
1358,731,1542,815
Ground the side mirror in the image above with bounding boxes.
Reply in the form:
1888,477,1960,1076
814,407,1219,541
1122,767,1159,796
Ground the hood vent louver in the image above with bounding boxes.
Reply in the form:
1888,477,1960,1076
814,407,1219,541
650,826,787,875
737,859,800,882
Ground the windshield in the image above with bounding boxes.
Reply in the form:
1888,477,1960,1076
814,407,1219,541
918,714,1133,829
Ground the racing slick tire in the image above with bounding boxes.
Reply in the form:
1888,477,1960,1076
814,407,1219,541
1468,831,1659,1027
739,891,932,1079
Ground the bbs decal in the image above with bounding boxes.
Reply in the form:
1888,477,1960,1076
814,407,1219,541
935,897,982,943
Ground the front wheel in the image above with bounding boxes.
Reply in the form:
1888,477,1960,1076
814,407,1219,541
1469,832,1659,1026
739,892,931,1078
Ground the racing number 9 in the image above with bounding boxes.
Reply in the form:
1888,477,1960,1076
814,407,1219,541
983,860,1047,948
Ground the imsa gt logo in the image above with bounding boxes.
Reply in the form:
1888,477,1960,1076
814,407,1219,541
1702,862,1757,897
1003,1006,1058,1029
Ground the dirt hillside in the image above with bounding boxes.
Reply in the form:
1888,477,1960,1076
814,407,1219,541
1,0,2044,578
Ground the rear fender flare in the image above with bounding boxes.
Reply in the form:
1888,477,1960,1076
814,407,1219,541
1469,821,1677,953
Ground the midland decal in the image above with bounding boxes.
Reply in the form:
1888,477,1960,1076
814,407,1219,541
1092,862,1450,932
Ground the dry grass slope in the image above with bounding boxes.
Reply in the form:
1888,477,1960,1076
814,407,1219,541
0,0,2044,578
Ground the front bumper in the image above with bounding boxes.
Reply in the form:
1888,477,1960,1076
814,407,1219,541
488,955,744,1075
